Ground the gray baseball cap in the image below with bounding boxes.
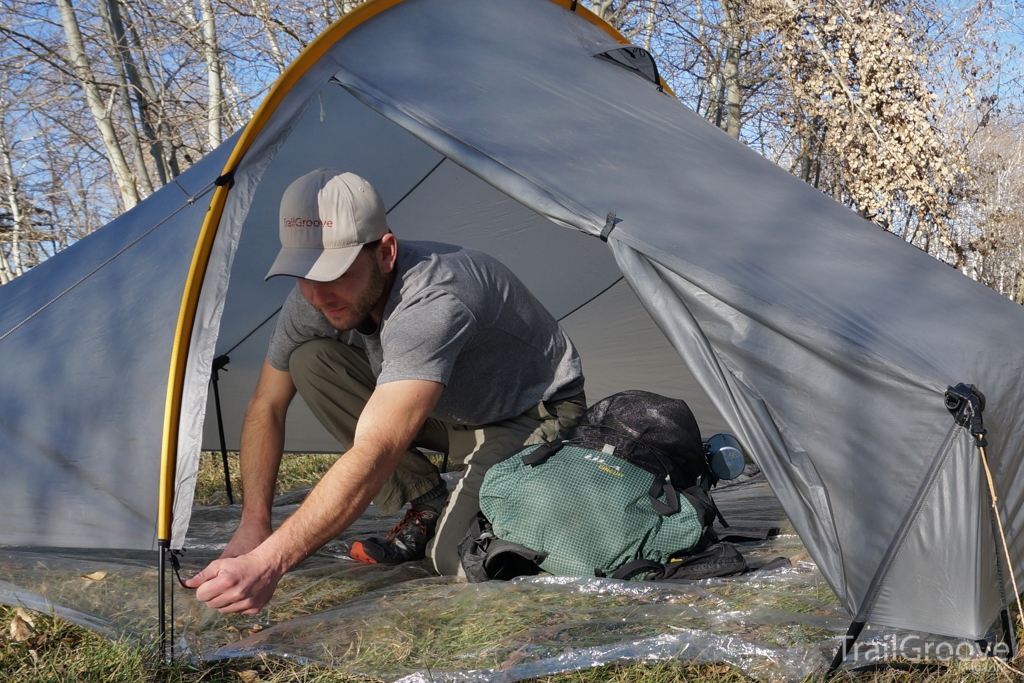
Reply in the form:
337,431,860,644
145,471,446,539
265,169,389,281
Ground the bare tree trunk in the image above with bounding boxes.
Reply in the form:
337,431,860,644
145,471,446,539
644,0,656,50
56,0,140,210
221,69,252,133
1,130,25,277
97,0,154,196
198,0,223,149
591,0,614,21
0,247,12,284
124,14,180,179
720,0,742,139
255,0,287,73
107,0,169,186
0,99,15,283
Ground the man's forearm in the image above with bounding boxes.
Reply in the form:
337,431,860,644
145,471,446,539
237,401,288,525
251,440,401,572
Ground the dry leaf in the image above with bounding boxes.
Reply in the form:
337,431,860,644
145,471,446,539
789,553,808,564
15,607,35,628
29,648,39,665
10,613,34,642
234,670,259,682
81,571,108,581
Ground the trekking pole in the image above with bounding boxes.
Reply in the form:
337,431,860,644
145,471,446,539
211,355,234,504
977,439,1023,653
951,383,1023,655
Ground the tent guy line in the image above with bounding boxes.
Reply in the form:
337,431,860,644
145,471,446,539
556,276,625,323
0,180,218,345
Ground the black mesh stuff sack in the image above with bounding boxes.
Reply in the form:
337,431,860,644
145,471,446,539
569,390,707,491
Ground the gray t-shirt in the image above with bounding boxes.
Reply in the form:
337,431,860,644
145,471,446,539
268,240,584,425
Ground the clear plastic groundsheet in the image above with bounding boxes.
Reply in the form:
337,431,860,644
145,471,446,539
0,471,1003,681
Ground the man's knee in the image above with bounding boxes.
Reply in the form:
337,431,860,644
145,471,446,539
290,338,341,378
289,339,373,391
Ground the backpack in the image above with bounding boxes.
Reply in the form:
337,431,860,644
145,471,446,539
459,391,748,582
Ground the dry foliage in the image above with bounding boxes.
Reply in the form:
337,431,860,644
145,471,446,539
0,0,1021,297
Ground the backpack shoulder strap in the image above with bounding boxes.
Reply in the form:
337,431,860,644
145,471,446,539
648,475,681,516
521,439,565,466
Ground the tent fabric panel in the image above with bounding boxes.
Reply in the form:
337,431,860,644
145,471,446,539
615,237,975,628
330,0,1024,594
333,68,606,237
558,278,730,434
610,239,849,607
383,159,621,320
868,429,1001,639
0,141,233,550
201,132,724,453
172,51,352,545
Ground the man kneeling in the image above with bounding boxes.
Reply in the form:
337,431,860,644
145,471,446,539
187,169,585,613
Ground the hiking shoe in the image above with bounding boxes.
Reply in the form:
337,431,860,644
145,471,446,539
349,508,439,564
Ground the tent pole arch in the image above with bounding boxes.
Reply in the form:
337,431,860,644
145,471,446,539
157,0,407,544
155,0,652,545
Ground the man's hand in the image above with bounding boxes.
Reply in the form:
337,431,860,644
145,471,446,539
220,518,273,559
189,378,444,614
184,549,285,614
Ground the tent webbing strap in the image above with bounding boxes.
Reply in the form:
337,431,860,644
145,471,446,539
599,211,617,242
827,620,865,673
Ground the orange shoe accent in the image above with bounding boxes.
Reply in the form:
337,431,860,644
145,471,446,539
349,541,378,564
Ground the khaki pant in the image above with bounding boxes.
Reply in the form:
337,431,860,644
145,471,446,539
289,338,585,575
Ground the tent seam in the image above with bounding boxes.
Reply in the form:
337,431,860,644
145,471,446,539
332,69,606,236
610,230,948,396
0,181,217,345
854,419,966,622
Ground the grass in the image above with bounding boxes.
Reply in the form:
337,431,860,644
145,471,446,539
192,451,340,505
192,451,454,505
2,453,1021,682
2,602,1017,683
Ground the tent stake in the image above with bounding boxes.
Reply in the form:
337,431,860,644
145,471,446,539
158,541,168,664
211,355,234,504
827,619,865,674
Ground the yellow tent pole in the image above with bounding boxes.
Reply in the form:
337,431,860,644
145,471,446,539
156,0,671,545
156,0,408,544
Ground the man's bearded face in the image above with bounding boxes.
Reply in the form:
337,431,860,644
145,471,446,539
297,247,387,331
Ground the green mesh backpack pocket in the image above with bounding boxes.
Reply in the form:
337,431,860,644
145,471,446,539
479,443,709,578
